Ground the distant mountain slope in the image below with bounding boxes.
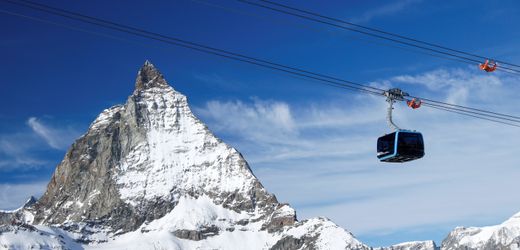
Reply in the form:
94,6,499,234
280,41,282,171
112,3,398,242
442,212,520,250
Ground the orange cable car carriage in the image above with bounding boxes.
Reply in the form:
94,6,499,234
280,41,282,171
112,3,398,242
479,59,497,72
407,98,422,109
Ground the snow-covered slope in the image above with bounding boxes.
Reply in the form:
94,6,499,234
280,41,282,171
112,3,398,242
377,240,438,250
442,212,520,250
0,61,370,250
0,224,82,250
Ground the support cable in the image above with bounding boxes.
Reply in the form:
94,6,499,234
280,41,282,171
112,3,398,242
1,0,520,128
237,0,520,75
256,0,520,69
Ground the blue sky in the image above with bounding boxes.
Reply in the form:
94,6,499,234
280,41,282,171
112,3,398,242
1,0,520,247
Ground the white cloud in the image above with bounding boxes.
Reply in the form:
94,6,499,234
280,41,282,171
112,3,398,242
196,98,297,146
0,117,81,171
196,95,389,165
26,117,79,150
0,136,48,171
0,181,47,210
350,0,424,23
195,67,520,243
391,68,503,105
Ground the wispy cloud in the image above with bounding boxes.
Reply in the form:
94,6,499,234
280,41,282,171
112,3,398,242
0,134,48,171
391,68,503,105
195,67,520,245
196,97,380,165
196,98,297,147
0,117,81,208
0,181,47,210
0,117,81,171
350,0,424,23
26,117,79,150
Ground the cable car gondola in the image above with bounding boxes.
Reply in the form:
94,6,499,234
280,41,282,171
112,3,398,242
377,88,425,163
377,130,424,163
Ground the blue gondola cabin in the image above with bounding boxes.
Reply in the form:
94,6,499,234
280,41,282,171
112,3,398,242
377,130,425,163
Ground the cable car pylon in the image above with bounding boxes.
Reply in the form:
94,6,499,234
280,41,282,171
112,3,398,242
377,88,425,163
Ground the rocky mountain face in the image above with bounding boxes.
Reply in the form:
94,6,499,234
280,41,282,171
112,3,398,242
0,61,518,250
31,60,282,236
0,62,371,249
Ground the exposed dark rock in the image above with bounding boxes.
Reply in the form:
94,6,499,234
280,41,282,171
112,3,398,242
23,196,37,208
134,60,168,91
270,236,305,250
173,226,220,241
262,203,297,233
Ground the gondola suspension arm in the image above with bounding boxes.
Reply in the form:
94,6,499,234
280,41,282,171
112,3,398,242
384,88,408,131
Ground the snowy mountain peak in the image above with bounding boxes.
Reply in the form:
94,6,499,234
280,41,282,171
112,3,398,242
134,60,169,91
442,212,520,249
23,196,37,209
24,61,297,241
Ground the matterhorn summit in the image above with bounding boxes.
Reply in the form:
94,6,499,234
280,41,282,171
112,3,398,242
0,61,370,249
31,60,281,234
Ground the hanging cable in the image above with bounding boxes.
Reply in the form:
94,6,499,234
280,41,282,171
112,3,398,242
415,100,520,123
256,0,520,69
188,0,475,67
421,103,520,128
2,0,387,96
0,0,387,96
0,9,143,46
0,0,385,98
409,96,520,121
1,0,520,128
236,0,520,75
